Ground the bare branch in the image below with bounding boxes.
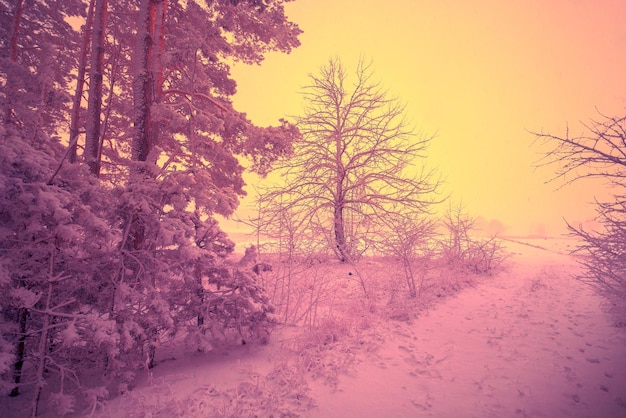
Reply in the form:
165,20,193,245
533,111,626,316
532,113,626,187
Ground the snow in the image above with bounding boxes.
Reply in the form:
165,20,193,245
93,238,626,418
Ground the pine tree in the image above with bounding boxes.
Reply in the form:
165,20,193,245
1,0,87,409
1,0,301,414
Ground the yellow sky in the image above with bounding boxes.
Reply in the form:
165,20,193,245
227,0,626,236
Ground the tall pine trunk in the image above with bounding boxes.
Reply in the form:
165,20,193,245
85,0,108,176
4,0,23,125
132,0,157,164
68,0,95,163
7,0,27,398
8,308,27,397
130,0,167,369
152,0,167,103
31,282,52,418
132,0,166,164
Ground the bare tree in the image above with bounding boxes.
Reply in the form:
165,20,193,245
260,57,439,263
533,112,626,303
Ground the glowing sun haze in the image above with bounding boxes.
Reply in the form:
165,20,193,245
227,0,626,237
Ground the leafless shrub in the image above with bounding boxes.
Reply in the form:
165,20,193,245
371,214,437,297
202,363,314,417
285,316,358,389
256,201,330,264
568,205,626,301
260,258,342,331
440,204,507,274
127,363,315,418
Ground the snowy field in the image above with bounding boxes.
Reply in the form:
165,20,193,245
28,238,626,418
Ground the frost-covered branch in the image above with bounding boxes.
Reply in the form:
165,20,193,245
533,111,626,312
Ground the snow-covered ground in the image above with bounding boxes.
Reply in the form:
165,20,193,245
92,238,626,418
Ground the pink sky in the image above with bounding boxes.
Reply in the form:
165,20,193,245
226,0,626,236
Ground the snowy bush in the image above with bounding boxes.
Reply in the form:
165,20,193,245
371,214,437,298
257,257,343,329
190,266,277,348
0,128,119,414
440,204,507,274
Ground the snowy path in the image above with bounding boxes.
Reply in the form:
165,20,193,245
310,246,626,418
